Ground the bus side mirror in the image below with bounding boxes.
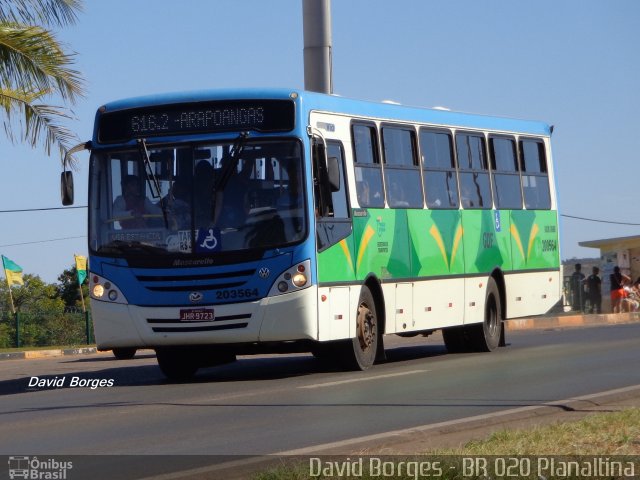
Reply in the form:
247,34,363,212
59,141,92,206
327,156,340,192
61,171,74,206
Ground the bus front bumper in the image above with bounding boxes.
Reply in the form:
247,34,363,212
90,286,319,350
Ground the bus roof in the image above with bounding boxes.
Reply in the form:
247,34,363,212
97,88,552,138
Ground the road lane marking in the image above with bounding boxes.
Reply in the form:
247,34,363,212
298,369,429,389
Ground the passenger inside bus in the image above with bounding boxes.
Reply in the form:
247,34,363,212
193,161,215,227
160,178,190,230
277,160,302,210
217,159,253,229
112,174,161,229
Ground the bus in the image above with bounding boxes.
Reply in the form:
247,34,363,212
61,88,561,379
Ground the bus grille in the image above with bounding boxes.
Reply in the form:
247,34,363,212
146,313,251,333
134,269,255,293
150,323,248,333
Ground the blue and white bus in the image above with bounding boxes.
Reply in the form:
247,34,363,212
62,89,561,379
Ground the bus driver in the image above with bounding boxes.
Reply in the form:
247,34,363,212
113,175,161,228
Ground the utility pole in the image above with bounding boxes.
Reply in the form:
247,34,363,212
302,0,333,94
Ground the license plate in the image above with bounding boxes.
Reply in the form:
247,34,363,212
179,308,214,322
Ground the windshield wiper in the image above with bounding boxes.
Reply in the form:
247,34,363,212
138,138,171,228
137,139,162,199
209,132,249,226
215,132,249,192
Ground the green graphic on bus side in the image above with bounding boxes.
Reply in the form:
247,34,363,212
410,209,464,276
317,209,559,284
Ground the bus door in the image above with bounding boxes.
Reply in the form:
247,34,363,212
313,135,356,340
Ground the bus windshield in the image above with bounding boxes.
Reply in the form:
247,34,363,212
88,138,306,257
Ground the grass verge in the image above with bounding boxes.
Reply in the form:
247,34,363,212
251,408,640,479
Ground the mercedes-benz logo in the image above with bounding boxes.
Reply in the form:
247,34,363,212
258,267,270,279
189,292,204,303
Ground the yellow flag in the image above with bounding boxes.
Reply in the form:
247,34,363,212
75,255,88,285
2,255,24,286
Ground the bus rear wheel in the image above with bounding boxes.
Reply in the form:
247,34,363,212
338,285,379,370
442,327,470,353
471,277,502,352
443,278,503,353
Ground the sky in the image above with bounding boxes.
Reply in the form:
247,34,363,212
1,0,639,283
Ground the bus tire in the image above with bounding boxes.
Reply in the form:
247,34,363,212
338,285,379,370
112,347,137,360
472,277,502,352
310,342,333,360
442,327,470,353
156,348,199,381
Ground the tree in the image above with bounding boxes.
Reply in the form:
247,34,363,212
0,273,65,313
57,264,88,310
1,272,88,347
0,0,85,163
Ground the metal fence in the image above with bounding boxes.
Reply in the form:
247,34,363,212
0,310,93,348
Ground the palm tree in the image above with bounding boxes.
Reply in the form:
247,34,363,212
0,0,84,163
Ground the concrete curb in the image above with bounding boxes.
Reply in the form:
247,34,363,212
506,311,640,331
0,351,25,361
0,347,97,361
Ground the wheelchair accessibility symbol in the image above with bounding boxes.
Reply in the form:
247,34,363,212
196,228,221,253
200,229,218,249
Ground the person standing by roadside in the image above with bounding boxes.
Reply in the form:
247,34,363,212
610,266,630,313
586,266,602,314
570,263,586,312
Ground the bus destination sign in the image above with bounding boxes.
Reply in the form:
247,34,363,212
98,99,295,143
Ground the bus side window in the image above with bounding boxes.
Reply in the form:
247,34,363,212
420,129,459,209
489,136,522,210
382,125,423,208
352,123,384,208
520,139,551,209
456,133,492,209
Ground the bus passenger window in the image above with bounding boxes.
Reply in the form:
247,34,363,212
520,139,551,209
456,133,492,209
420,129,459,209
382,126,423,208
489,136,522,210
352,123,384,208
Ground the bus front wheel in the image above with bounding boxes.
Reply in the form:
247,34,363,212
112,347,137,360
338,285,379,370
155,348,199,381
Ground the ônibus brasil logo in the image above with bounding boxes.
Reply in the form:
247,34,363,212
8,456,73,479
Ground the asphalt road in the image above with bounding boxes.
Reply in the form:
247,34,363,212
1,324,639,460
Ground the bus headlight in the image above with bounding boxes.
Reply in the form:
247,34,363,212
292,272,307,287
92,284,105,298
268,260,311,296
90,273,128,304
